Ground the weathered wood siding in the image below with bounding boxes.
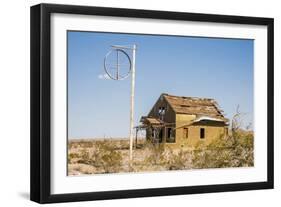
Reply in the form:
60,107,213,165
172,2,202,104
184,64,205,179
146,96,175,141
148,96,175,124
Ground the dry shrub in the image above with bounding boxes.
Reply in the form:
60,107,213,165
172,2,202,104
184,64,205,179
167,150,192,170
68,163,96,175
81,140,123,173
143,141,166,165
141,141,193,171
192,108,254,169
68,152,80,164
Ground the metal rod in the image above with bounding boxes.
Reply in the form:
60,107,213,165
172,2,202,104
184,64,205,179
116,50,119,80
111,45,135,50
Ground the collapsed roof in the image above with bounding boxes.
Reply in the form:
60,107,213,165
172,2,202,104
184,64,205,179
162,93,227,120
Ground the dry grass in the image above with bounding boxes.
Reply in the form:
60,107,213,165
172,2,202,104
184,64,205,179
68,131,254,175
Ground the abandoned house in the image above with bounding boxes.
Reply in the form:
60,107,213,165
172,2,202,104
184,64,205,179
138,93,229,148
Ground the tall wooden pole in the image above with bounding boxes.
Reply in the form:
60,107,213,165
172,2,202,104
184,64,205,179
129,44,136,168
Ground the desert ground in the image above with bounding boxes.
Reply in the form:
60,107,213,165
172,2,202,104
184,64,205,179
68,130,254,175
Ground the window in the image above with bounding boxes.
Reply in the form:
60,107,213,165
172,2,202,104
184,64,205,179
158,107,166,120
200,128,205,139
158,128,163,143
166,128,175,143
158,107,166,115
183,128,188,138
151,128,156,139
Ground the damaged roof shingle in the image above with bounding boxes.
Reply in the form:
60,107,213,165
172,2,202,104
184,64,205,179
162,93,227,121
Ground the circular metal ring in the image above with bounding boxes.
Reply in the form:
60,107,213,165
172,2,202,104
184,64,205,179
104,49,132,80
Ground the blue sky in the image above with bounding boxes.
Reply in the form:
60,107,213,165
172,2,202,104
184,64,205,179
68,31,253,139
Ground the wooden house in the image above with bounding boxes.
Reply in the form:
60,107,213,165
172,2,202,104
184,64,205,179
139,93,229,148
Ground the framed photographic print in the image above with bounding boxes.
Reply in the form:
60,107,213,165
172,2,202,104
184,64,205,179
30,3,274,203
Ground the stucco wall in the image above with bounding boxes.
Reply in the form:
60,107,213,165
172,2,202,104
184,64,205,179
165,114,227,148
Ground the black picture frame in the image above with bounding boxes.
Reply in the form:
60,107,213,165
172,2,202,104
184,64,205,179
30,3,274,204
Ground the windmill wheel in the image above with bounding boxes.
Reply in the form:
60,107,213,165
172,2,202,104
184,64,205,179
104,49,132,80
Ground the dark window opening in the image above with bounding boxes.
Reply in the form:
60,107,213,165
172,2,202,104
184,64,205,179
151,128,156,139
150,128,163,143
158,107,166,120
166,128,175,143
158,107,166,115
184,128,188,138
158,128,163,143
200,128,205,139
